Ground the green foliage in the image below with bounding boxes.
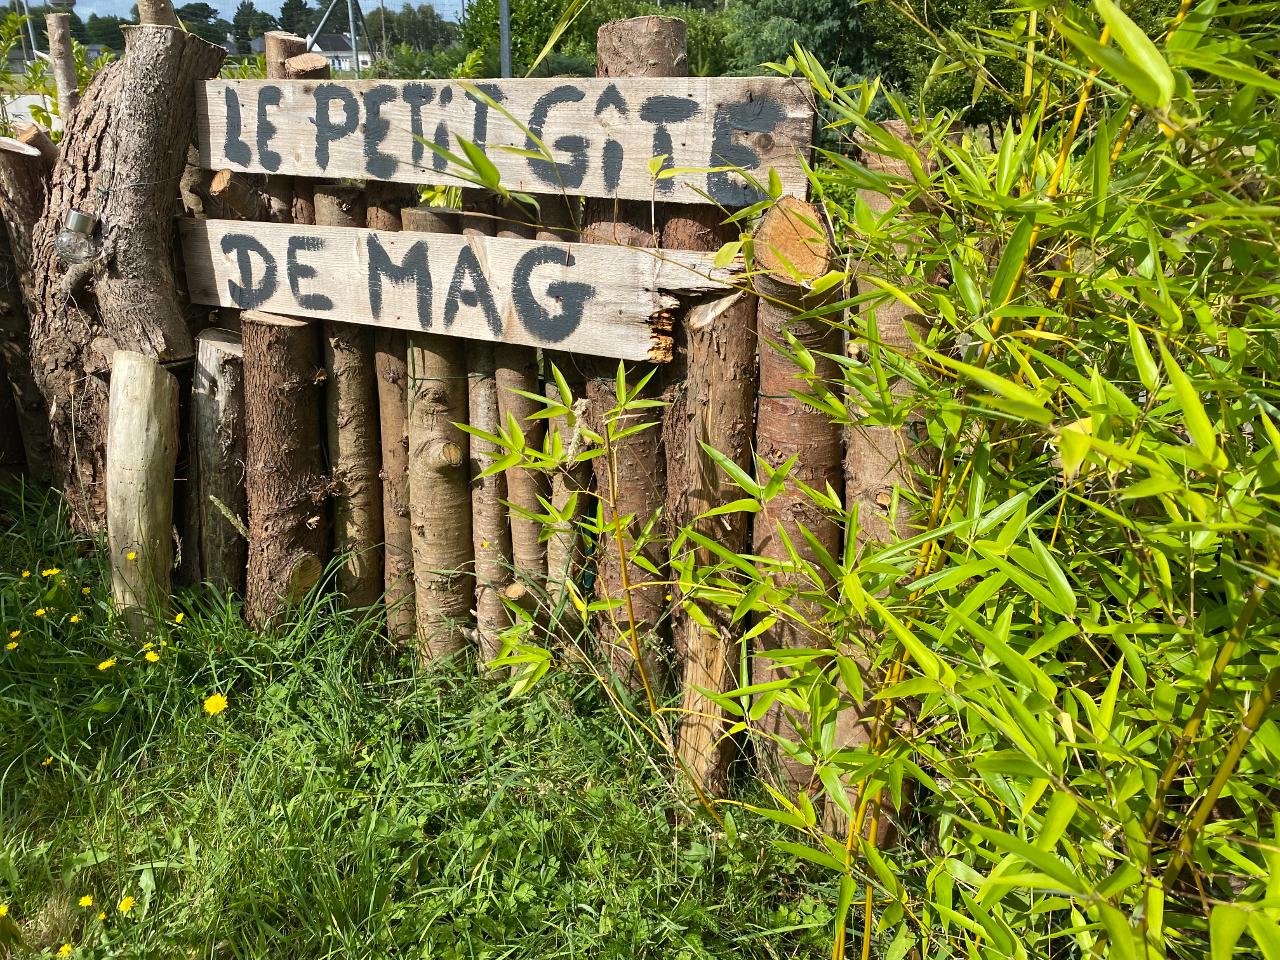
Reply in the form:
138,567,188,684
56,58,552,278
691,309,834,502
83,13,125,50
231,0,278,55
176,1,233,46
0,486,837,958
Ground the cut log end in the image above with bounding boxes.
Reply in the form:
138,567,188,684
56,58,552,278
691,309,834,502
754,196,835,283
283,52,329,79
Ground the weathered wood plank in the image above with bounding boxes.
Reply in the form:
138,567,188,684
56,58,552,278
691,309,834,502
196,77,813,207
179,218,736,362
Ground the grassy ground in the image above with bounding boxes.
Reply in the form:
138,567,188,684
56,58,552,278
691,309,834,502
0,485,834,959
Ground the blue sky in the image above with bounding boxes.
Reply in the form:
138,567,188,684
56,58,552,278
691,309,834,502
71,0,465,29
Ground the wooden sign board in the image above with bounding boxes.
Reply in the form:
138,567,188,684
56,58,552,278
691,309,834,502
179,219,738,361
196,77,814,207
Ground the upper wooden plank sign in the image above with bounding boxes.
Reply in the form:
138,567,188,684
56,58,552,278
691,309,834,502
196,77,814,206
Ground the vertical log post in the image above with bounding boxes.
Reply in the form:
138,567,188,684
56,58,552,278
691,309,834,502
369,183,418,645
584,15,686,696
45,14,78,120
664,208,759,797
313,184,383,609
494,199,548,590
107,351,179,635
751,196,843,804
242,311,328,625
462,193,514,664
261,32,308,223
402,206,473,665
189,328,247,593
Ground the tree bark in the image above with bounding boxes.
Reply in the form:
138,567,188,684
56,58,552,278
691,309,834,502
188,328,247,593
0,137,53,482
261,33,313,222
46,14,78,120
106,350,179,636
0,355,26,473
461,194,513,665
402,206,473,665
663,207,758,798
313,183,383,610
28,25,224,528
136,0,178,26
284,52,329,79
494,198,547,589
751,196,843,803
583,15,687,695
370,184,419,646
264,31,306,79
242,310,328,626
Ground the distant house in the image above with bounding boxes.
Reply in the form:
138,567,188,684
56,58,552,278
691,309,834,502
304,32,373,73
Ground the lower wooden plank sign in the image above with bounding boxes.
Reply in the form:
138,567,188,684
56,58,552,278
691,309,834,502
180,218,737,361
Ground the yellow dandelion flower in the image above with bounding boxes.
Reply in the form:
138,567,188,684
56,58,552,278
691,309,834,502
5,641,16,650
125,551,137,562
145,651,160,663
58,943,72,957
160,639,168,647
34,608,45,617
79,895,93,908
69,615,80,624
97,658,117,671
117,895,134,914
143,641,153,650
203,692,228,716
8,629,18,639
42,567,61,577
0,903,8,916
81,586,91,596
97,911,105,921
174,612,184,625
20,569,29,578
41,755,52,766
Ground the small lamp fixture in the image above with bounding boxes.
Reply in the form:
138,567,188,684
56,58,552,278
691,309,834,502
54,209,100,264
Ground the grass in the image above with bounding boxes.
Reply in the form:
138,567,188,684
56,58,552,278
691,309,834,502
0,483,835,959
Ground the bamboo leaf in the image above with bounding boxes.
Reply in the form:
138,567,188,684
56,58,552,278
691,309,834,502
1094,0,1175,107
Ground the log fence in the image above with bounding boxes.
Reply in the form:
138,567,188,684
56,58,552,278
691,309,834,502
0,14,931,818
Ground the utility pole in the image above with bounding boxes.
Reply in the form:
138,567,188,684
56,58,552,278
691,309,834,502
347,0,360,77
498,0,510,77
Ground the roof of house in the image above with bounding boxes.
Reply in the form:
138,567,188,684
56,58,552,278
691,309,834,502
310,33,353,53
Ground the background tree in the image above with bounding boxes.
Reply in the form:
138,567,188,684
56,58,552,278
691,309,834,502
231,0,278,54
278,0,316,37
176,1,233,45
84,13,126,49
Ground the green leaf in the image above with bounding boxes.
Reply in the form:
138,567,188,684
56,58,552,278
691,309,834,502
456,136,500,190
1250,915,1280,960
1158,339,1224,469
1093,0,1175,108
1127,321,1159,392
991,215,1035,307
1211,904,1249,960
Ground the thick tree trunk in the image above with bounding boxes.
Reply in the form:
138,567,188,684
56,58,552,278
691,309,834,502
136,0,178,26
370,184,418,645
0,142,53,482
188,328,247,593
27,25,224,528
461,195,513,664
493,198,548,590
242,310,328,626
106,351,179,636
313,184,383,609
46,14,78,119
663,207,758,798
402,206,473,665
751,196,843,803
582,15,687,695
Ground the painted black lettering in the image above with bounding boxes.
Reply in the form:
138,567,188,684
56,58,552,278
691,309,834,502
256,85,283,173
526,85,588,190
367,234,432,328
511,245,593,344
314,83,360,170
707,97,784,206
640,95,698,195
220,233,276,308
466,82,505,151
403,83,434,168
431,86,453,173
443,245,500,335
362,85,400,179
224,86,251,166
593,84,628,193
287,236,331,310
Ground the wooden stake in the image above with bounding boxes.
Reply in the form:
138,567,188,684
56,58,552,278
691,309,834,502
402,206,473,665
107,351,179,635
751,196,843,802
188,328,247,592
369,183,418,645
262,32,309,223
313,184,383,610
583,15,687,694
242,310,328,626
462,193,513,665
494,197,547,589
28,25,224,527
663,207,758,798
45,14,78,119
